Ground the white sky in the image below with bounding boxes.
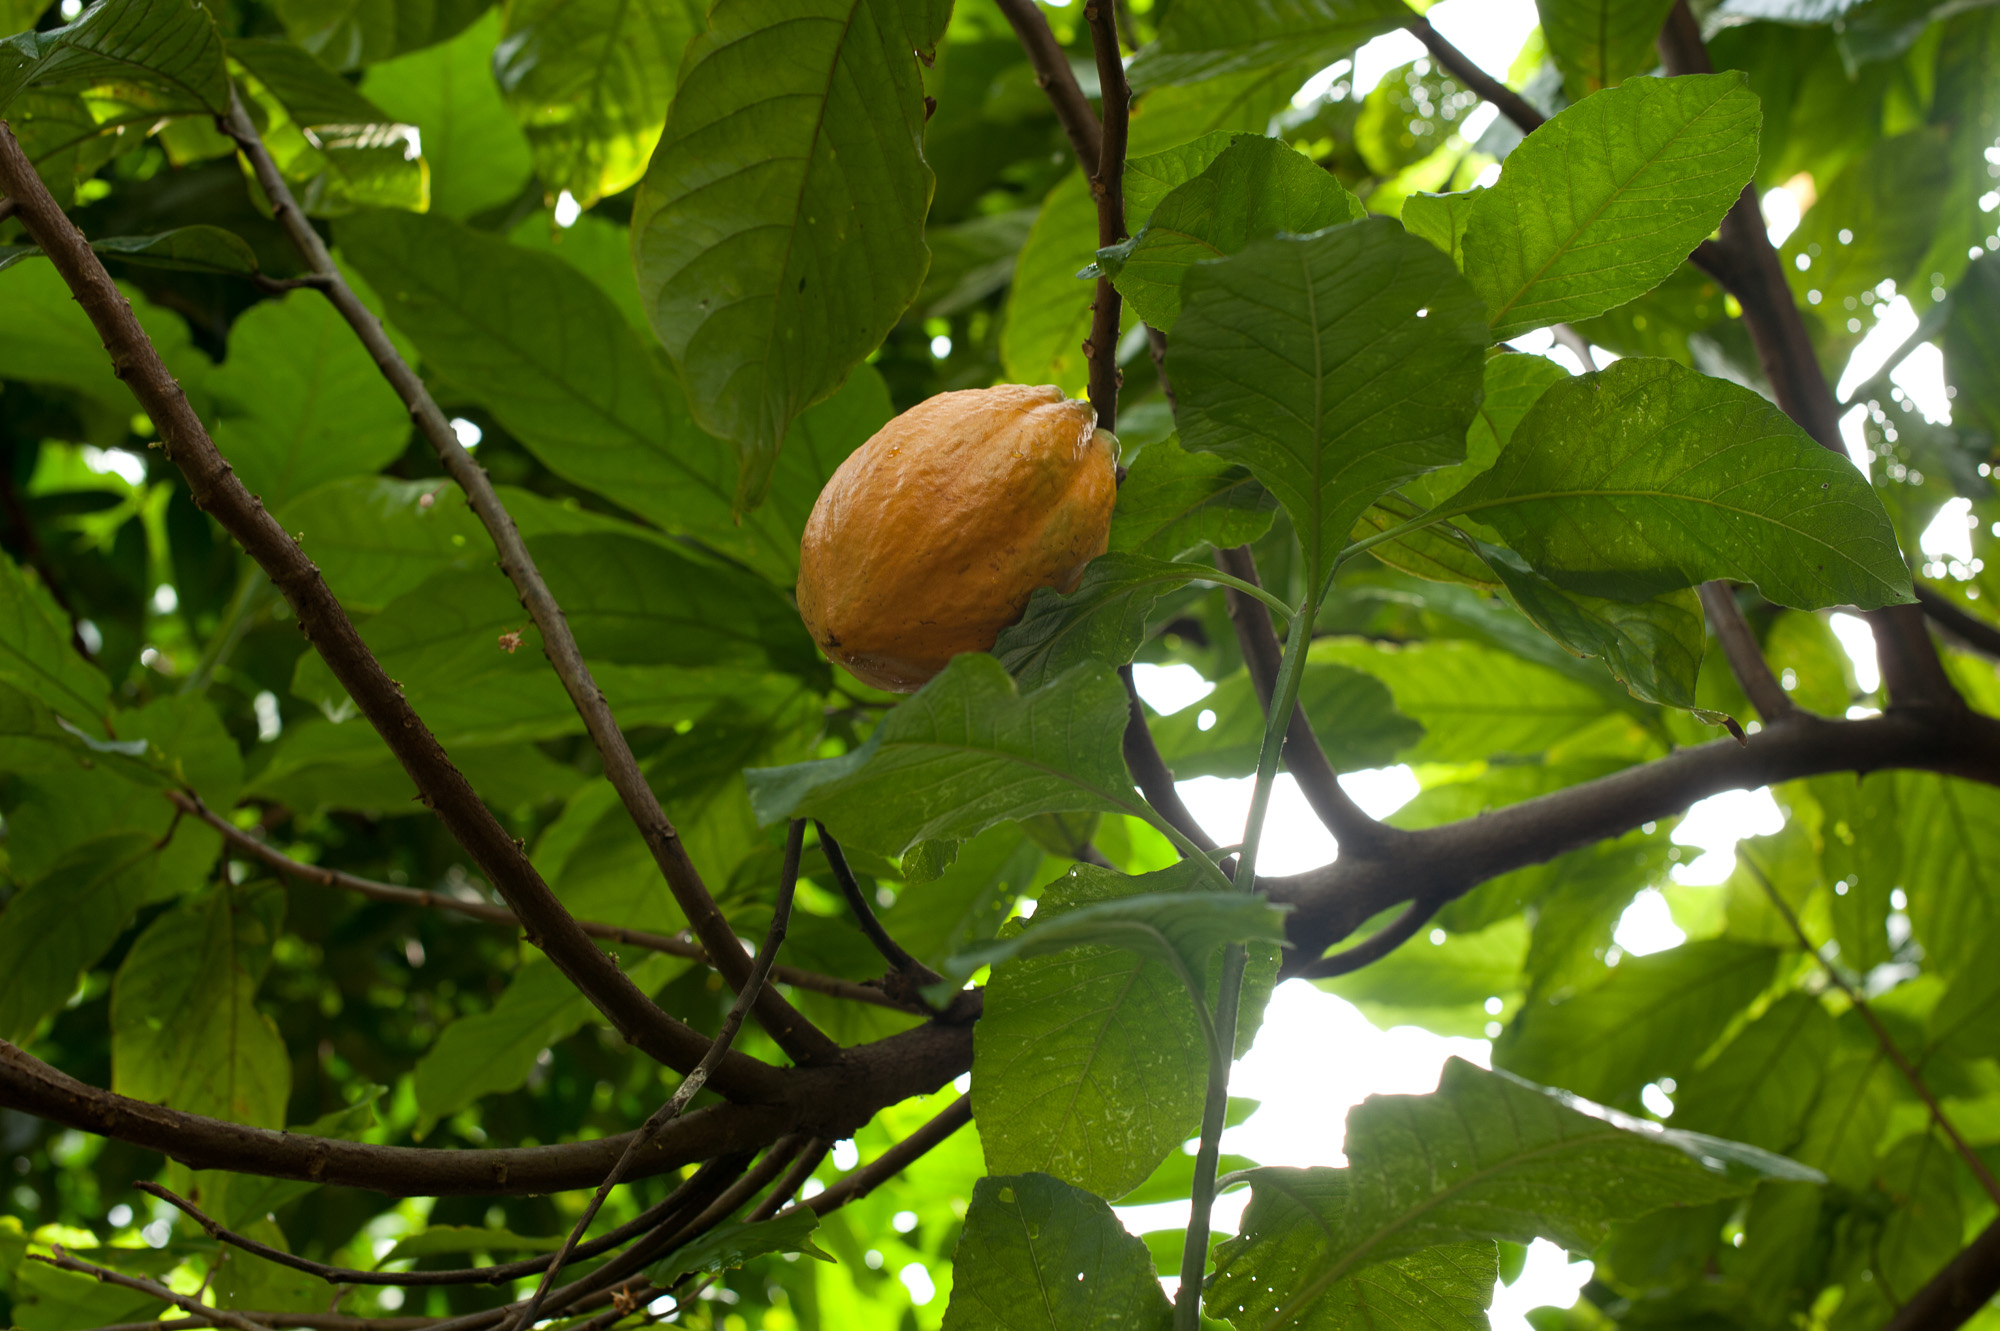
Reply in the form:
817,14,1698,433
1114,5,1948,1312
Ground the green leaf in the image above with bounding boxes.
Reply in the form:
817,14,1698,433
1495,939,1782,1106
1946,252,2000,438
232,38,429,216
881,824,1045,973
111,884,291,1128
1310,638,1613,764
972,863,1217,1200
999,170,1107,398
1462,73,1761,338
0,0,227,113
1874,1131,1963,1301
1809,771,1900,973
230,36,391,125
10,1257,164,1331
0,550,110,731
1150,659,1423,778
941,1173,1174,1330
1448,358,1915,609
209,293,413,509
1535,0,1679,98
380,1226,564,1263
0,834,162,1045
1401,188,1477,268
1109,434,1277,562
1208,1059,1814,1328
1897,772,2000,978
0,228,263,278
1792,1047,1896,1190
273,0,492,69
1127,0,1412,89
1315,917,1528,1038
413,958,593,1123
1670,992,1838,1152
1487,552,1710,714
746,655,1170,859
495,0,699,206
337,208,844,583
361,10,532,220
993,552,1250,691
632,0,944,510
1169,220,1489,587
1781,127,1952,318
648,1209,834,1288
1099,135,1365,331
1213,1174,1496,1331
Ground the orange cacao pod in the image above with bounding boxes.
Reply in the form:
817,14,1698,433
797,384,1119,692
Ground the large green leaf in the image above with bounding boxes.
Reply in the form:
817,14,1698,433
1127,0,1411,89
1097,134,1365,331
0,834,162,1045
1782,127,1952,317
361,9,532,219
1487,552,1710,714
1495,939,1782,1106
1447,358,1915,609
0,227,263,278
971,863,1218,1200
1946,253,2000,439
941,1173,1174,1330
0,0,226,113
1109,435,1277,561
0,550,110,731
209,293,412,509
273,0,491,69
495,0,699,206
412,958,590,1124
648,1210,833,1287
1874,1131,1963,1301
111,885,291,1128
1168,220,1489,587
1310,638,1613,764
0,257,211,423
1670,992,1837,1152
1810,771,1900,973
1150,659,1423,777
1536,0,1679,98
1462,73,1761,338
998,171,1108,398
746,655,1173,859
993,552,1257,692
1208,1059,1813,1329
1897,772,2000,978
631,0,944,509
1316,917,1529,1038
231,38,428,216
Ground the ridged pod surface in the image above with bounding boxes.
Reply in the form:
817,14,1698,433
798,384,1119,692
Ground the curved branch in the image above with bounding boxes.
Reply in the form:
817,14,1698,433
815,823,940,985
175,791,916,1012
214,93,838,1071
1215,546,1402,853
992,0,1101,170
802,1095,973,1216
1119,665,1221,854
1697,582,1793,722
0,121,774,1097
1290,898,1441,981
1402,16,1546,135
1919,583,2000,662
1883,1212,2000,1331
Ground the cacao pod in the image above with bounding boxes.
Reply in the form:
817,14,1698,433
797,384,1118,692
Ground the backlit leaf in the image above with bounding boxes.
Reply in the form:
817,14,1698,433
942,1173,1174,1330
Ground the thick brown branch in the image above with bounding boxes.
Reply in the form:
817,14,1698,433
1696,582,1794,721
0,121,773,1094
1918,583,2000,662
0,1018,972,1197
1215,546,1401,853
1884,1213,2000,1331
173,792,914,1012
214,94,838,1070
992,0,1102,171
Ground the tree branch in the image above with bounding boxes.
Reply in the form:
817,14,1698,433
1083,0,1130,431
1883,1213,2000,1331
34,1250,273,1331
1119,665,1221,855
213,92,839,1071
1696,582,1794,721
1402,16,1546,134
513,822,808,1330
173,791,917,1012
814,823,942,986
0,120,780,1096
801,1094,973,1216
992,0,1102,170
1290,898,1442,981
1918,583,2000,662
1215,546,1402,853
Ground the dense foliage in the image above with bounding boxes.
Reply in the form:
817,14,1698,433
0,0,1998,1328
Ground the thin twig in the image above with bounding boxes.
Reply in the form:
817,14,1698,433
1216,546,1398,852
747,1139,831,1222
800,1095,973,1216
991,0,1102,169
1118,665,1222,855
814,823,942,985
512,822,811,1331
0,119,763,1094
1696,582,1795,722
1742,858,2000,1208
172,791,916,1012
33,1249,273,1331
214,91,839,1070
1292,898,1442,981
1403,16,1546,134
1082,0,1130,431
